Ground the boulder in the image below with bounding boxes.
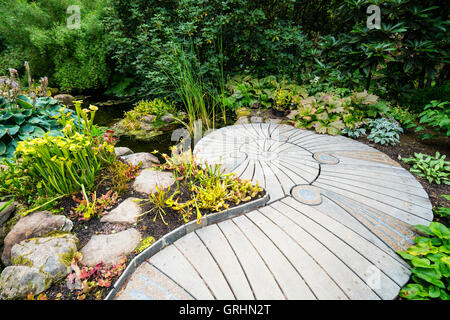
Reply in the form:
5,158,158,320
235,116,249,124
250,116,263,123
115,147,133,158
0,265,50,300
54,94,75,106
265,118,281,124
1,211,73,265
132,169,175,194
121,152,160,169
80,228,141,267
101,197,143,225
10,234,78,282
141,115,156,123
161,113,175,123
0,201,15,226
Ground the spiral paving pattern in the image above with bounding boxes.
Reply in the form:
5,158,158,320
115,123,433,300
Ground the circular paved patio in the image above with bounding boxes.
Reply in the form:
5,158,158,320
114,123,433,300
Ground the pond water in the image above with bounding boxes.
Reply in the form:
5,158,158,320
77,96,178,159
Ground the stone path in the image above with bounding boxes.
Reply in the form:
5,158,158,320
114,123,433,300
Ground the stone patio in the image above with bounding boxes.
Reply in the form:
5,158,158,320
113,123,433,300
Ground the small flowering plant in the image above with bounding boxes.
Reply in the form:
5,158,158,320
8,102,117,197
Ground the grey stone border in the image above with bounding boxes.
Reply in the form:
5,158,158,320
104,192,270,300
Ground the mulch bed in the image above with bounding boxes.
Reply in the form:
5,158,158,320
43,169,265,300
356,129,450,221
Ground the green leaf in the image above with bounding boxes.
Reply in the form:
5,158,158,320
4,125,20,136
399,283,428,299
428,285,441,298
429,222,450,240
13,113,26,125
16,95,34,109
414,224,434,236
412,267,445,288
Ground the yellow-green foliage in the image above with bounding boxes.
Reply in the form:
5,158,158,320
123,99,177,130
136,236,156,253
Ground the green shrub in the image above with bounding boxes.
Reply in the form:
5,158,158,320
402,152,450,185
294,93,355,135
0,0,110,91
415,100,450,140
397,222,450,300
367,118,403,146
105,0,312,98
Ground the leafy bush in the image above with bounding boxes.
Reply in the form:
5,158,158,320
342,125,366,139
294,93,360,135
0,0,110,92
0,95,70,159
402,152,450,185
398,83,450,113
0,67,72,159
0,102,117,198
105,0,313,98
385,106,417,130
397,222,450,300
415,100,450,140
367,118,403,146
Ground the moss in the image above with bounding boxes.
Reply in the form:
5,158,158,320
11,255,33,267
58,247,77,267
135,236,156,253
236,107,251,118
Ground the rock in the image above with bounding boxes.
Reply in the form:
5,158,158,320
115,147,133,158
101,197,143,225
0,265,50,300
236,107,251,118
121,152,160,169
265,118,281,124
54,94,75,106
80,228,141,267
250,116,263,123
142,115,156,123
132,169,175,194
161,113,175,123
235,116,249,124
287,110,299,120
10,234,78,283
1,211,73,266
0,201,15,226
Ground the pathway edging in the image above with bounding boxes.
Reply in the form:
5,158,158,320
105,192,270,300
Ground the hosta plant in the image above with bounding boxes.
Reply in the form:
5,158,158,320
0,95,71,160
367,117,403,146
0,64,72,160
397,222,450,300
402,152,450,185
